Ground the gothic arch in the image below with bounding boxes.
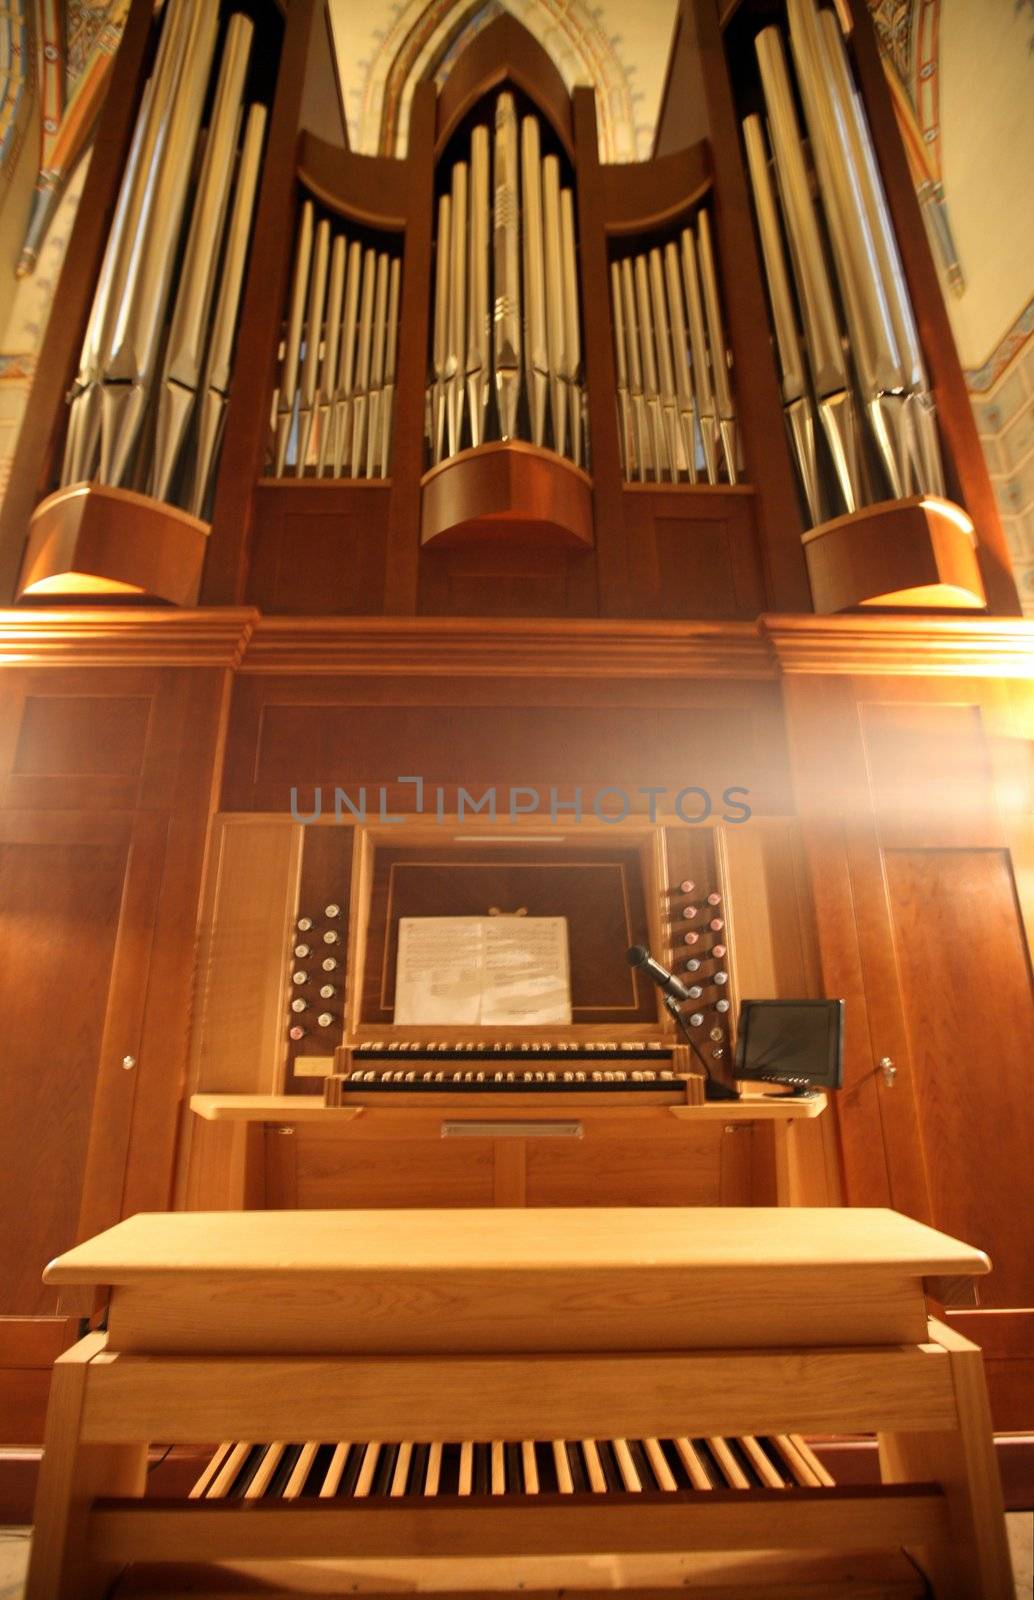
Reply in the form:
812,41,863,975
355,0,641,163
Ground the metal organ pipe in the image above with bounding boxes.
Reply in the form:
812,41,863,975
274,218,402,480
427,97,584,468
748,1,946,525
62,0,266,509
607,214,738,486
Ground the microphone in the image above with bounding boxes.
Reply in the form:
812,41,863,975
626,945,691,1002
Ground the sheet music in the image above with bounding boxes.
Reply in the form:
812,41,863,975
394,917,571,1026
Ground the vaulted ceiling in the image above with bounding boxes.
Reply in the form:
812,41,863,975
327,0,680,162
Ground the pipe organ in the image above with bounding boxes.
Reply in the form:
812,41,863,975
273,207,403,480
60,0,267,519
743,2,944,528
428,94,586,471
7,0,1014,616
609,216,738,486
2,0,1032,1533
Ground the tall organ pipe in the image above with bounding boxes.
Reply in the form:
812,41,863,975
152,12,253,500
492,93,521,443
189,100,267,517
680,226,719,485
466,126,490,449
521,115,548,451
430,193,451,467
755,26,863,512
275,200,313,476
103,0,220,485
743,113,821,522
446,161,468,459
696,212,738,485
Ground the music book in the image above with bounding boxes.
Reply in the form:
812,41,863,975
394,916,572,1026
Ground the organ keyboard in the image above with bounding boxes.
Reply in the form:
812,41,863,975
326,1038,706,1105
28,1207,1013,1600
190,1429,835,1502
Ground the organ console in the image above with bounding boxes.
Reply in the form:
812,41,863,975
26,1207,1014,1599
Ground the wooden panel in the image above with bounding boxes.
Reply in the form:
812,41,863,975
419,541,596,618
621,488,766,619
12,695,151,779
271,1128,496,1209
0,812,162,1314
884,847,1034,1309
244,483,391,614
859,700,999,844
0,1316,77,1445
224,683,789,817
188,816,302,1095
525,1123,726,1206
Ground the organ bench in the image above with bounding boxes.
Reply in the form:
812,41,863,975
27,1207,1012,1599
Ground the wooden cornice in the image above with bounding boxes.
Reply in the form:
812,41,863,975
760,614,1034,678
2,608,1031,679
0,608,258,667
239,616,775,678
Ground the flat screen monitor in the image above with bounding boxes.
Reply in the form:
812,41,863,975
734,999,844,1091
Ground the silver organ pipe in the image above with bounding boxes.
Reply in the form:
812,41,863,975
749,1,946,525
447,161,468,460
427,97,584,468
680,224,720,486
754,26,863,515
521,115,549,452
189,102,266,518
608,210,738,486
274,200,313,476
365,251,390,479
742,114,820,523
634,254,666,480
152,12,253,501
314,236,346,478
331,240,362,477
610,261,633,480
275,221,402,480
430,192,451,467
466,125,490,450
619,257,648,482
492,93,521,444
62,0,266,509
351,247,377,476
381,256,402,475
696,212,739,485
296,218,330,478
663,241,698,484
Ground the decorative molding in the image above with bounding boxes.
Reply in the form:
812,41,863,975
2,607,1032,680
760,613,1034,677
0,607,257,667
241,616,775,678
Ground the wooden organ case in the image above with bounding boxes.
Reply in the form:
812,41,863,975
0,0,1032,1493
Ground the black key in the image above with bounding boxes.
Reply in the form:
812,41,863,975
535,1439,558,1494
754,1434,793,1486
226,1443,268,1498
565,1441,588,1493
727,1436,764,1488
302,1443,336,1497
597,1439,624,1493
338,1442,367,1499
692,1439,724,1488
505,1441,523,1495
439,1442,461,1495
628,1438,657,1490
473,1442,490,1495
372,1442,400,1496
409,1442,430,1496
266,1443,305,1499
